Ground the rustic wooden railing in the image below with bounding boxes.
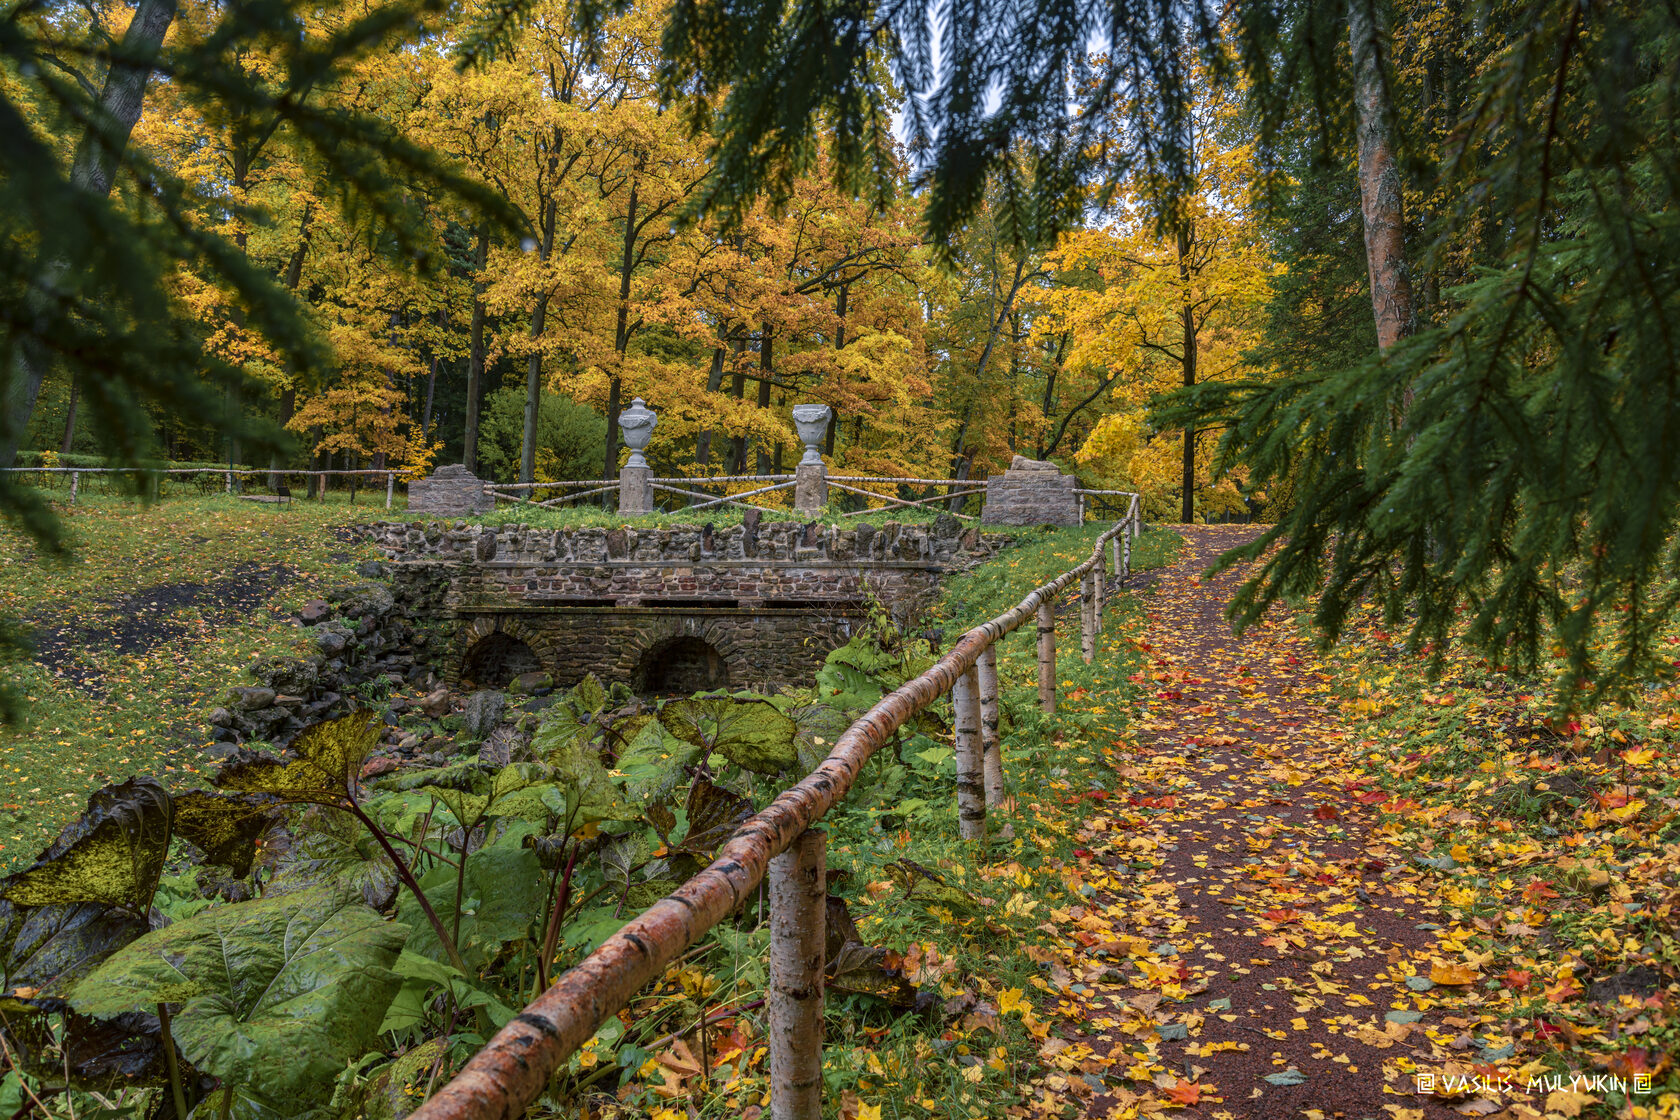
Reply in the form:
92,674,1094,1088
0,465,408,506
412,504,1143,1120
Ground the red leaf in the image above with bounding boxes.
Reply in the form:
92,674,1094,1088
1312,804,1340,820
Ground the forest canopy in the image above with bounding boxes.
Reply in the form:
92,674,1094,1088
6,0,1680,691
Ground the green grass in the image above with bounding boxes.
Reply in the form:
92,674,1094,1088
0,493,395,867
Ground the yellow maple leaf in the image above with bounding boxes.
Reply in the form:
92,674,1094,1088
998,988,1028,1017
1429,961,1477,986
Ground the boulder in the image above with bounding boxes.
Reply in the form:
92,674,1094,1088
229,686,277,711
208,707,235,728
419,687,453,717
332,581,394,620
315,629,349,656
462,690,506,738
509,670,553,696
299,599,331,624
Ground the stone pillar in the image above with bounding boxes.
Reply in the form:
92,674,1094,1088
618,398,657,516
618,464,653,515
791,404,831,516
793,463,826,514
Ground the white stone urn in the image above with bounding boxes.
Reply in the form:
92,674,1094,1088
618,398,657,468
791,403,832,466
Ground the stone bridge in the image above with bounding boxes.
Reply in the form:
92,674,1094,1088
369,516,1005,694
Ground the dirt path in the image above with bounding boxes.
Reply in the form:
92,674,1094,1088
1037,526,1479,1119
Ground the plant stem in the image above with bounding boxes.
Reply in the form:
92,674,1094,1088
343,801,467,974
534,840,578,996
217,1086,232,1120
451,821,471,948
157,1003,190,1120
344,800,492,1036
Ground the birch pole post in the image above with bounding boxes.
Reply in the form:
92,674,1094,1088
69,471,78,504
975,646,1004,808
385,471,395,510
768,829,826,1120
1093,548,1106,633
1079,573,1096,664
1037,600,1056,714
952,667,986,840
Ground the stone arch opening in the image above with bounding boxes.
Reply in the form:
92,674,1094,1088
461,632,542,689
635,636,729,696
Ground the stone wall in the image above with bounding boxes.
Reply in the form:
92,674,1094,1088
448,608,858,694
362,514,1006,692
367,514,1000,567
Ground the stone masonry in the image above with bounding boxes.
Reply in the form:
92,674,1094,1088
981,455,1082,527
406,464,494,515
369,515,1006,692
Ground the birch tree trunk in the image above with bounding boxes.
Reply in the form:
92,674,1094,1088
768,829,825,1120
952,667,986,840
1349,0,1417,350
976,647,1003,808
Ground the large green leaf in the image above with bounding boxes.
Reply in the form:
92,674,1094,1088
397,827,547,971
263,810,399,912
71,887,406,1113
658,696,798,774
570,672,607,716
0,899,148,1006
172,791,278,878
213,711,381,802
1,778,172,916
534,709,629,826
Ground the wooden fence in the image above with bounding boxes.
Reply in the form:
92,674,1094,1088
411,496,1143,1120
0,466,408,508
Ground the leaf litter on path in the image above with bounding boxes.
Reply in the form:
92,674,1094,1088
1017,527,1556,1120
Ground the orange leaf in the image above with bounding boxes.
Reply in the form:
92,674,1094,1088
1162,1080,1204,1105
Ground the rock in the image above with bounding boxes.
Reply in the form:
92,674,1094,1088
396,733,423,753
509,670,553,696
299,599,331,624
332,582,394,620
208,707,235,727
315,629,349,656
230,686,277,711
475,529,498,562
420,687,453,717
931,512,961,539
203,740,241,759
357,560,388,579
462,690,506,738
273,694,303,706
360,756,400,779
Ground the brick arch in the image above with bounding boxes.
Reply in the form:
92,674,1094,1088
620,617,751,692
449,615,562,688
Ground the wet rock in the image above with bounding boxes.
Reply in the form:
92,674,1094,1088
462,690,506,738
509,670,553,696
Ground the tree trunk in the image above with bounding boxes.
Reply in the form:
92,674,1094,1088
59,376,80,454
421,355,438,445
269,206,311,488
1348,0,1417,351
1178,225,1197,524
464,220,490,472
727,337,747,474
755,330,774,475
2,0,180,468
695,343,726,469
521,199,558,485
604,179,640,482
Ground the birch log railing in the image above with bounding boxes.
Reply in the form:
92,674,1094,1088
0,466,409,507
411,506,1142,1120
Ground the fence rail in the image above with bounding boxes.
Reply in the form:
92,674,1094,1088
0,466,409,507
411,501,1142,1120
